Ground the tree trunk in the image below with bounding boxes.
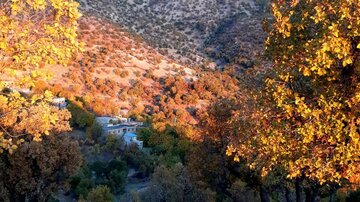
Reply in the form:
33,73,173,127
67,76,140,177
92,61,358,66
329,191,335,202
295,178,302,202
260,185,270,202
285,186,291,202
329,185,338,202
305,188,312,202
305,187,318,202
311,187,318,202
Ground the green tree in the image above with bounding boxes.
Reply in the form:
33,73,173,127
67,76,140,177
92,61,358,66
137,128,155,147
107,169,127,193
123,144,154,177
142,163,216,202
86,122,103,142
69,166,94,198
67,101,95,128
87,185,114,202
105,134,123,154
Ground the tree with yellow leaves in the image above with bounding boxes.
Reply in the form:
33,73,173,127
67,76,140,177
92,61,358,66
227,0,360,200
0,0,82,152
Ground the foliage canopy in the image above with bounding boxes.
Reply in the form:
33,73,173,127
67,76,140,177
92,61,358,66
227,0,360,185
0,0,82,151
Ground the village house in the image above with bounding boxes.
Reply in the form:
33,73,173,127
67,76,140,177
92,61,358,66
119,108,130,117
96,117,145,149
123,132,143,149
3,80,14,88
51,97,68,109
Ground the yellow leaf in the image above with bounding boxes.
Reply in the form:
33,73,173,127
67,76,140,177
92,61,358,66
303,68,311,76
343,57,352,67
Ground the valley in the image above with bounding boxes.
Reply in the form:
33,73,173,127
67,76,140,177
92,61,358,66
42,14,240,134
2,0,359,201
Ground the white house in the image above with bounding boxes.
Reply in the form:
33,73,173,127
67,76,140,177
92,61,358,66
123,132,143,149
105,123,138,137
97,117,145,149
51,97,67,109
96,117,120,126
119,109,130,117
3,80,14,88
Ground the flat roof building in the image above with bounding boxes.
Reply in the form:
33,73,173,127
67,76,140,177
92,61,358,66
97,116,145,149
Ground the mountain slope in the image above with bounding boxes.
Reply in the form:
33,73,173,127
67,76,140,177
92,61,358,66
77,0,267,67
40,15,239,128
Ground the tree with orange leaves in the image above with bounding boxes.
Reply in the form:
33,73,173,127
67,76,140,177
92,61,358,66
227,0,360,200
0,0,82,152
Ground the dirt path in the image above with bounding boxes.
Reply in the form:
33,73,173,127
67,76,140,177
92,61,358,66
117,168,150,201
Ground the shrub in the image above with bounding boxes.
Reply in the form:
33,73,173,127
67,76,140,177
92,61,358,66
105,134,124,153
87,185,114,202
124,145,154,177
86,122,103,142
107,169,127,192
75,178,94,198
67,101,95,128
120,70,129,78
347,189,360,202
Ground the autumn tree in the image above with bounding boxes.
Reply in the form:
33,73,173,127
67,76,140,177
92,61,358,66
227,0,360,200
0,0,82,150
191,99,275,202
0,134,82,201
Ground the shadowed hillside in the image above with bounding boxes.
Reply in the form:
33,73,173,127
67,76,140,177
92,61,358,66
77,0,269,68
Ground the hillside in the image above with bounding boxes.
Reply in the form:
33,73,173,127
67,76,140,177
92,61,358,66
41,15,239,128
77,0,268,68
2,1,360,201
1,0,262,133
